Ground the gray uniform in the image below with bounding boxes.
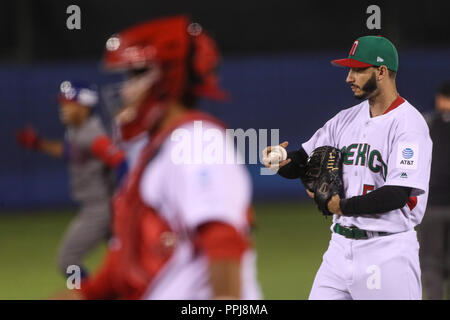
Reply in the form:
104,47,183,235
57,115,115,275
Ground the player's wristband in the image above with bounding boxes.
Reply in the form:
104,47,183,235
277,148,308,179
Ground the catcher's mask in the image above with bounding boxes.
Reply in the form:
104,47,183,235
101,15,228,142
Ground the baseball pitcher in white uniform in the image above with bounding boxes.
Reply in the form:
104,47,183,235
264,36,432,300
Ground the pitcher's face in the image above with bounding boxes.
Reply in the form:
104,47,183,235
346,67,378,100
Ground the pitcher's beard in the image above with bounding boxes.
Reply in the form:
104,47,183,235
354,73,377,100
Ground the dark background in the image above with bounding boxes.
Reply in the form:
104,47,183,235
1,0,450,209
2,0,450,62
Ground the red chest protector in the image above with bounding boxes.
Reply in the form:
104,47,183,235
109,110,226,299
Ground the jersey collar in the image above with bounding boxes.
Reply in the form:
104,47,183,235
382,95,405,115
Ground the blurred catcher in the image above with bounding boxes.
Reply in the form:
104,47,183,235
16,81,126,280
57,15,261,300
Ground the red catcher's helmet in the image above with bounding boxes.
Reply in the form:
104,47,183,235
103,15,227,140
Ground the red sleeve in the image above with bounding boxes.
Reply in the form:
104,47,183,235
80,250,118,300
90,135,125,168
196,222,248,261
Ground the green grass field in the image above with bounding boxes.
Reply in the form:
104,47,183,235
0,201,331,299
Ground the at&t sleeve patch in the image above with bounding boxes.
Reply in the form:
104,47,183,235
396,143,418,170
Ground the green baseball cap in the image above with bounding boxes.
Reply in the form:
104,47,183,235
331,35,399,72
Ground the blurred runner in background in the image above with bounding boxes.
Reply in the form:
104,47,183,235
16,80,126,280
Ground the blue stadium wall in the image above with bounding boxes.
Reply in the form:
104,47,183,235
1,49,449,209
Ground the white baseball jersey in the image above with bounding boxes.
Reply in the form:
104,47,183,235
302,96,433,233
135,120,262,300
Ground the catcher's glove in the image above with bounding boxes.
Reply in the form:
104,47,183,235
305,146,344,216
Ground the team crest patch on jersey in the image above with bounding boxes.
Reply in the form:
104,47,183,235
396,143,418,170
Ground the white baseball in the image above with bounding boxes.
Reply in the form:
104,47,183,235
263,145,288,171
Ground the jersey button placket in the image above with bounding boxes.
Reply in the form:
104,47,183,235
362,121,370,189
346,240,355,286
363,120,370,138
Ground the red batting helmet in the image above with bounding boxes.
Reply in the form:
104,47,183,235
103,15,227,140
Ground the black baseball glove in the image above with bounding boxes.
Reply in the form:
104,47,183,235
305,146,344,216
